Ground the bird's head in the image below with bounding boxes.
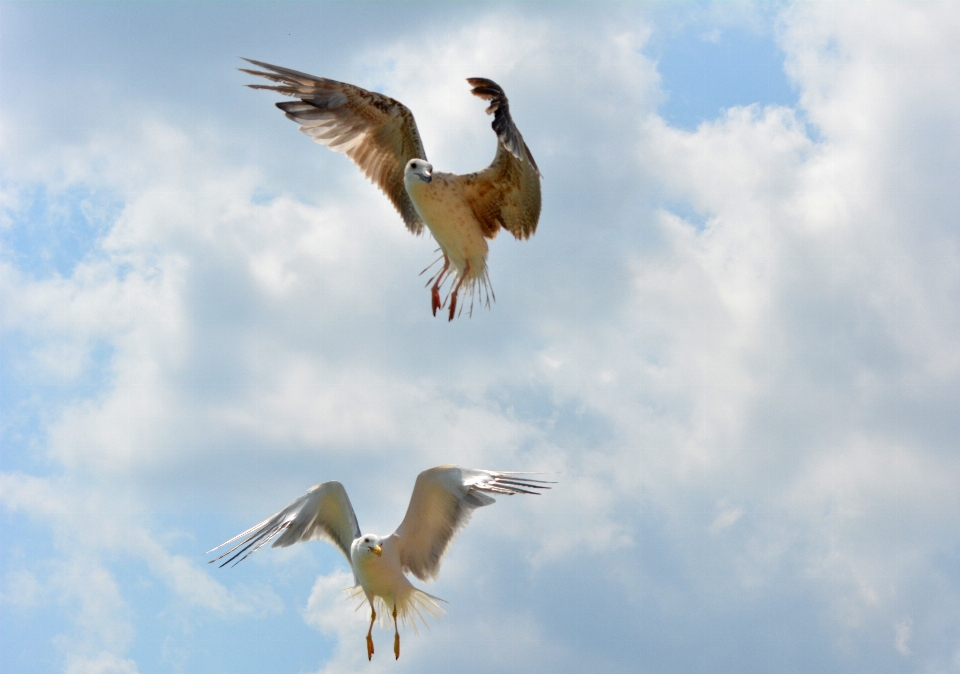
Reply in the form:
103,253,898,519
405,158,433,184
354,534,383,558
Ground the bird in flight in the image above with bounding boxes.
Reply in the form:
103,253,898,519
208,465,551,660
241,59,542,320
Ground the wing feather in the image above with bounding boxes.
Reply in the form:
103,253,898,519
392,465,551,582
207,481,360,568
458,78,542,240
241,58,427,234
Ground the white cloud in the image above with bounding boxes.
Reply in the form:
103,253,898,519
1,569,45,609
302,569,374,673
302,569,365,637
50,557,135,657
3,2,960,672
710,502,745,535
1,470,277,614
895,618,912,657
63,652,139,674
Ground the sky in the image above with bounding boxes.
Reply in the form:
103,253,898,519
2,2,960,673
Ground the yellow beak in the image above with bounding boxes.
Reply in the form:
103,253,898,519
370,544,382,557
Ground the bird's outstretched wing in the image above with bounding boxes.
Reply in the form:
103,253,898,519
392,465,551,582
458,79,542,240
240,58,428,234
207,481,360,567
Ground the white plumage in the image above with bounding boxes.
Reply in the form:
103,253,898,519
208,465,550,660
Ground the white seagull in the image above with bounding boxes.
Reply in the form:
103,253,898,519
208,465,551,660
241,58,542,320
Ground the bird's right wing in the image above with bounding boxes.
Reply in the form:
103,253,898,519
207,481,360,567
241,58,428,234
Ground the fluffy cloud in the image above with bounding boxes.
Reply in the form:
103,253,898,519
3,3,959,672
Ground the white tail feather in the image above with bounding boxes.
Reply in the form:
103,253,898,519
345,585,447,635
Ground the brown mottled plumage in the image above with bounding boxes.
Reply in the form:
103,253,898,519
241,59,542,319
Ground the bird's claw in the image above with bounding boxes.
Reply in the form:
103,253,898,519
448,291,457,321
431,287,441,316
366,634,375,661
394,632,400,659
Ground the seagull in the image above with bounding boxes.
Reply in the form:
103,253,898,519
208,465,551,660
240,58,542,320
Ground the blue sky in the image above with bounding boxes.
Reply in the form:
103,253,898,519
3,2,960,673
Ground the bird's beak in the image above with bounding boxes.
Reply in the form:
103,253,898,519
370,544,382,557
420,171,432,184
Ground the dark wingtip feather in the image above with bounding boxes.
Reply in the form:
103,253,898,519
482,472,556,497
240,57,274,70
464,78,538,170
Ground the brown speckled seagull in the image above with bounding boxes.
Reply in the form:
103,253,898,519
241,58,542,320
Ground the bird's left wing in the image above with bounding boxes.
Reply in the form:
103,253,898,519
457,79,542,241
391,465,551,582
207,481,360,567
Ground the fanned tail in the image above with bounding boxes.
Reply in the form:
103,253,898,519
346,585,447,635
420,251,495,319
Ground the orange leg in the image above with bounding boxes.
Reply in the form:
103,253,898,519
430,257,450,317
392,604,400,659
366,604,376,660
447,262,470,322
